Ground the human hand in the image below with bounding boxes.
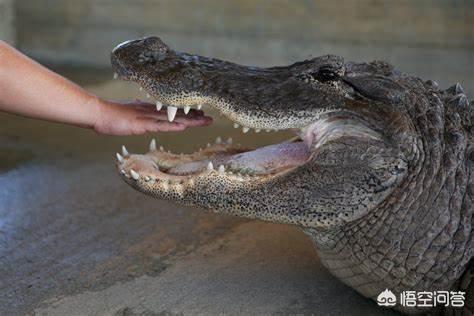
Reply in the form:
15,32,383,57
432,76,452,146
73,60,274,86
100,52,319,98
93,99,213,135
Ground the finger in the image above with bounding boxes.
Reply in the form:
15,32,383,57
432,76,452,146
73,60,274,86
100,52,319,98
137,104,206,117
119,100,161,113
116,99,207,115
173,115,213,127
142,116,213,128
140,112,213,126
149,115,213,127
142,119,187,132
178,109,205,117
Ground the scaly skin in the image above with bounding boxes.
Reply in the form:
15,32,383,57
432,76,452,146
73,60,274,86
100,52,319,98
111,37,473,314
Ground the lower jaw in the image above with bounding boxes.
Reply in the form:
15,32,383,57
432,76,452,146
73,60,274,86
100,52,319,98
116,134,310,183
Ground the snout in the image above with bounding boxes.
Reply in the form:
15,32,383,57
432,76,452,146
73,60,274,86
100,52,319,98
111,36,170,79
110,54,131,79
110,39,143,79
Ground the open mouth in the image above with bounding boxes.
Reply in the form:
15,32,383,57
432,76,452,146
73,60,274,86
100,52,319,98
114,78,312,183
109,36,351,185
114,66,316,182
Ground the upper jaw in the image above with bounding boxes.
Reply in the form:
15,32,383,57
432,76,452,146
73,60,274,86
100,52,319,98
111,68,344,133
111,41,349,132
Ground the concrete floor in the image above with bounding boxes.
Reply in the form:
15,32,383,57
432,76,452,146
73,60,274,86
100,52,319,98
0,70,405,315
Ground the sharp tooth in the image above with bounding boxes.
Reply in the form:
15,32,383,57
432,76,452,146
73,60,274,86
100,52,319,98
197,104,202,110
184,106,191,114
218,165,225,174
120,169,126,175
242,127,250,133
207,143,211,148
265,129,271,132
233,123,240,128
144,176,151,182
255,129,261,133
113,73,118,79
215,136,222,144
122,145,129,156
207,161,214,171
116,153,124,163
139,87,143,91
159,146,164,151
130,169,140,180
146,93,151,98
226,137,233,145
149,138,157,151
167,106,178,122
156,101,163,111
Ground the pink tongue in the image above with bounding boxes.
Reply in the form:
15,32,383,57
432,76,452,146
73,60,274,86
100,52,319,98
225,141,309,174
168,142,309,175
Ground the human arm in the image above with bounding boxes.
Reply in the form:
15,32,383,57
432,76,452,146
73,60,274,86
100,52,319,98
0,41,211,135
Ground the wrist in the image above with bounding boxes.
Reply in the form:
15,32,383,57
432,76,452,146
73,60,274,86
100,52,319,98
84,94,105,131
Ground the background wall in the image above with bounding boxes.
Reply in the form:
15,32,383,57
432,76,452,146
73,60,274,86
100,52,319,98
0,0,15,45
8,0,474,92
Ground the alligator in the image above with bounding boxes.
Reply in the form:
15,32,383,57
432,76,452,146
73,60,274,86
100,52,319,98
111,36,473,314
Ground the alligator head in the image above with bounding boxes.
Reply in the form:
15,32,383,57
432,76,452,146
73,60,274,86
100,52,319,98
111,36,409,228
111,37,472,313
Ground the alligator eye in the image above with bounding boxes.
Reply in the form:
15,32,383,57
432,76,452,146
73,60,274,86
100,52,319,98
312,66,339,83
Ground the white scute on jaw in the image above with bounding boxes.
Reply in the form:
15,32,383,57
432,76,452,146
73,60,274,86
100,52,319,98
218,165,225,174
130,169,140,180
233,123,239,129
122,145,129,156
197,104,202,110
156,101,163,111
184,105,191,114
167,106,178,122
116,153,124,163
215,136,222,144
149,138,157,151
207,161,214,171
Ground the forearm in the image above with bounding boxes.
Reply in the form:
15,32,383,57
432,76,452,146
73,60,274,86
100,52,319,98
0,40,99,129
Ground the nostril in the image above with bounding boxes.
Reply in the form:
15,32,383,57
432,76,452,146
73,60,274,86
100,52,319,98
143,36,160,46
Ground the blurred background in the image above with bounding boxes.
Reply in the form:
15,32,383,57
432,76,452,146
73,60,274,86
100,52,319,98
0,1,472,315
2,0,473,93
